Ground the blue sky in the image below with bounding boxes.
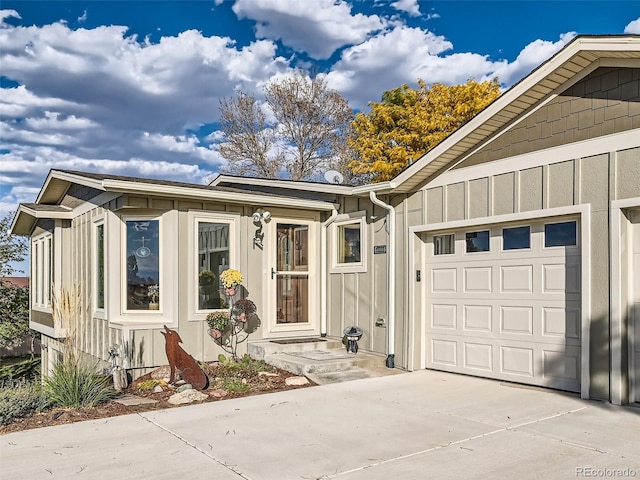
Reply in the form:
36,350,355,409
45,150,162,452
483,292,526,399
1,0,640,258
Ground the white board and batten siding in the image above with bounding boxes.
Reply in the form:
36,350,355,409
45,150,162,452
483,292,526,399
424,217,581,392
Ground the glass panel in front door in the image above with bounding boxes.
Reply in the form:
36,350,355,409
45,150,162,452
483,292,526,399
276,224,309,324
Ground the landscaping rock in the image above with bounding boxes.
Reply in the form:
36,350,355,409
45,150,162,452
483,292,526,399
177,384,193,393
285,376,309,386
150,366,171,380
153,385,164,393
209,389,229,398
168,389,208,405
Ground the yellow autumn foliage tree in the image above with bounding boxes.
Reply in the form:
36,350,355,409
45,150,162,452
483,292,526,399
349,79,502,182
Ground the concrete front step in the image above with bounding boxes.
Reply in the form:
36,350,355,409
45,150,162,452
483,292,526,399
248,338,343,361
263,349,385,376
248,338,392,381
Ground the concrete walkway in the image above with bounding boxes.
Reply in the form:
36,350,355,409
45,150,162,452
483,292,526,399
2,370,639,480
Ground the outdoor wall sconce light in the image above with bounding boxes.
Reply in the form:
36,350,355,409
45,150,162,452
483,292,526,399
252,209,270,249
252,209,271,224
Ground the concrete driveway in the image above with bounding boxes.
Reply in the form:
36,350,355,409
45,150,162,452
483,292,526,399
2,370,639,480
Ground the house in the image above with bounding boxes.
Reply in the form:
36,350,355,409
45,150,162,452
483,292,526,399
11,35,640,404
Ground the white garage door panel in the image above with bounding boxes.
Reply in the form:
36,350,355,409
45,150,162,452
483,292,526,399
425,219,581,392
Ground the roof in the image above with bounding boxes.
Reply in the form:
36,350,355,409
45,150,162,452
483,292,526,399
11,169,340,236
209,173,354,195
0,277,29,288
389,35,640,193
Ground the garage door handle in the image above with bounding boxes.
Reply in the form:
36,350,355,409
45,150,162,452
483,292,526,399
271,267,277,279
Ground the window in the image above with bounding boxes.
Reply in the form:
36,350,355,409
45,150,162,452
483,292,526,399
545,221,577,247
125,219,160,311
189,212,239,319
331,214,367,273
465,231,490,253
95,222,105,311
197,221,230,310
503,226,530,250
434,234,455,255
32,233,53,309
337,223,361,264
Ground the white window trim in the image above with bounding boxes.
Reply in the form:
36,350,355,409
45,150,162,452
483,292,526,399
187,211,240,322
92,215,107,319
107,211,178,328
31,232,53,313
330,211,367,274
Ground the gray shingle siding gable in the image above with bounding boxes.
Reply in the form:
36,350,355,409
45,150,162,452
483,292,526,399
454,67,640,170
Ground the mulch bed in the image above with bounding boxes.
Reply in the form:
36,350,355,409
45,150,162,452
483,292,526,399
0,363,314,434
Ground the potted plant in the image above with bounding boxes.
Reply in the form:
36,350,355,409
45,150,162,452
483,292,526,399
206,311,230,339
148,284,159,310
220,269,244,296
231,298,256,323
199,270,217,294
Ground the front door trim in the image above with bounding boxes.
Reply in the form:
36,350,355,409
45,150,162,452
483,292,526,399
264,216,319,336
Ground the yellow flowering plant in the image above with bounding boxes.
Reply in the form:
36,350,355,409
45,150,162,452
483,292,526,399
220,269,244,288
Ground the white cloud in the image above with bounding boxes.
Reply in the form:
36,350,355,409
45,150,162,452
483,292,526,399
624,17,640,34
327,28,576,110
77,10,87,24
491,32,576,86
0,15,285,212
0,9,20,23
391,0,421,16
232,0,387,59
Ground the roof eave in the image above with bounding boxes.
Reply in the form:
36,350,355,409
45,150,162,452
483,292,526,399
10,205,73,236
211,174,354,195
351,181,397,196
103,180,338,211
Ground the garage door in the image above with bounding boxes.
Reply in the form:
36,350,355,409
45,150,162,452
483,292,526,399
425,217,581,392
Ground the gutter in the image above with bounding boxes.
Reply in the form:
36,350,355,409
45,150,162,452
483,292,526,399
369,191,395,368
320,209,339,336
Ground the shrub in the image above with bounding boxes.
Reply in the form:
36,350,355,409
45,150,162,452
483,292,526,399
0,380,50,425
135,379,168,391
0,357,40,381
219,378,250,394
44,354,117,408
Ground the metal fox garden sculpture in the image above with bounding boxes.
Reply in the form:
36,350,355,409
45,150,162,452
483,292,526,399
161,325,209,390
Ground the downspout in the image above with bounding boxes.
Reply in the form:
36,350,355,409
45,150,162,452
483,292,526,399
369,192,395,368
320,208,339,337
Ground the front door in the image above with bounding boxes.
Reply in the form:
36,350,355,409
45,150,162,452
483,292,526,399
267,219,317,334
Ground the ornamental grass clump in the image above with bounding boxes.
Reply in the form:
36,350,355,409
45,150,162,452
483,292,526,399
43,352,117,408
44,285,117,408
